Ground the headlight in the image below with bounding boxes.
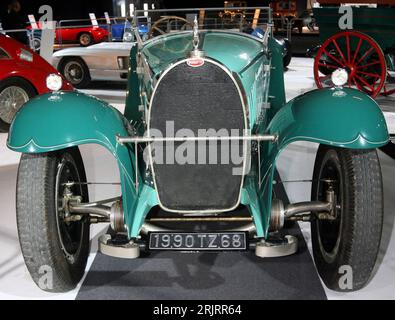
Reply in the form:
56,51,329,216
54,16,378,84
123,31,134,42
331,68,348,87
19,49,33,62
46,74,63,91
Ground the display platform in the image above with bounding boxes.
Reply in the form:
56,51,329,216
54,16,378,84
77,222,326,300
0,57,394,300
76,170,325,300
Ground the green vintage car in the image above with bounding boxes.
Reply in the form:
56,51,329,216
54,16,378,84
7,8,389,293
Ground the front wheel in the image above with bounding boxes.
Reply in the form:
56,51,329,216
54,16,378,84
78,32,93,46
313,31,386,97
16,147,90,292
283,38,292,68
58,57,91,89
311,145,383,291
33,37,41,51
0,78,36,132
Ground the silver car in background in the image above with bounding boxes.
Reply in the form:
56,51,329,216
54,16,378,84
52,41,135,88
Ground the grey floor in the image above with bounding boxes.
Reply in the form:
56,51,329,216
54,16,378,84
0,58,394,299
76,224,326,300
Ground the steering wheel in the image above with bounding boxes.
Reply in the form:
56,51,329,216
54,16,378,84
148,16,193,38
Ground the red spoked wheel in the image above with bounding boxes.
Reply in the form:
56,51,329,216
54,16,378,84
314,31,387,98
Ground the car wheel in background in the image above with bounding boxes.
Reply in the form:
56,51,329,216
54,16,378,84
33,37,41,51
78,32,93,47
274,37,292,69
311,145,383,291
16,147,90,292
0,78,36,133
283,38,292,68
59,57,91,89
313,31,386,98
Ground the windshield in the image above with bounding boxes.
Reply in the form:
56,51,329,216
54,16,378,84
132,7,272,45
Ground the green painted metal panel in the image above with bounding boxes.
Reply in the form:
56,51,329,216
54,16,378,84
267,36,286,119
8,92,129,152
202,32,265,73
140,31,265,75
132,31,270,131
124,44,143,128
7,91,160,239
267,87,389,149
253,87,389,237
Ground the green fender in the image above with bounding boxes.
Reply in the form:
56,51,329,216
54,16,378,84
7,91,158,238
268,88,389,149
250,87,389,238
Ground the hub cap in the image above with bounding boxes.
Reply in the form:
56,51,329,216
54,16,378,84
0,86,29,124
315,151,343,264
80,34,91,46
55,153,85,264
64,61,84,85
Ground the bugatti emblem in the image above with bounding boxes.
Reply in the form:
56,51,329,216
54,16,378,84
187,58,204,67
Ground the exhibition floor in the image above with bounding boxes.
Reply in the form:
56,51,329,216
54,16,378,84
0,58,394,299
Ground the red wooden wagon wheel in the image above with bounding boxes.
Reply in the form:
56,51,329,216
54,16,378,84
314,30,387,98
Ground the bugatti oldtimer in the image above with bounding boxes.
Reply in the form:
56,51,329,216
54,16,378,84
7,7,389,292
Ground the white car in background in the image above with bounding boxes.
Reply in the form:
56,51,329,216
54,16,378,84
52,41,135,88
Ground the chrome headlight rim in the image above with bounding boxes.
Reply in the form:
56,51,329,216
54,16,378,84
46,73,63,92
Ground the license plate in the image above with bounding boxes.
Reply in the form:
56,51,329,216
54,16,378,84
148,232,247,251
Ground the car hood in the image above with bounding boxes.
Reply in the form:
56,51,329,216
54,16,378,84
141,31,265,75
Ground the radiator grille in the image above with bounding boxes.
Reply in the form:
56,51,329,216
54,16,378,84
149,59,246,212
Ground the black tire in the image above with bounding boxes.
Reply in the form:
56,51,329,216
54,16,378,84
0,77,36,133
311,145,383,291
78,32,93,47
283,39,292,68
58,57,91,89
16,147,90,292
33,37,41,51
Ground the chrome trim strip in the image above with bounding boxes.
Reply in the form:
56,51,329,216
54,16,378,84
116,135,278,144
140,222,256,235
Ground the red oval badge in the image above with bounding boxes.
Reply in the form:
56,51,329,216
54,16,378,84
187,58,205,68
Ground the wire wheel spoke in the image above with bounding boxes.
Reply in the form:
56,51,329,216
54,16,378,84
356,70,381,78
355,47,374,66
332,38,347,65
345,34,351,64
318,62,340,69
352,37,363,65
357,60,381,69
0,86,29,123
352,76,365,92
351,77,360,88
354,74,375,92
323,49,345,67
